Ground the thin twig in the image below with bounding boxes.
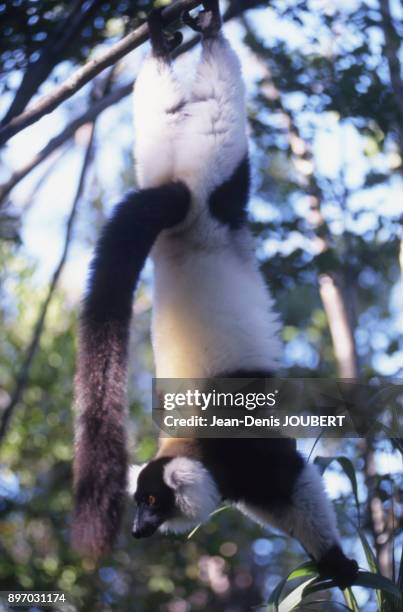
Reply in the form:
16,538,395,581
18,145,73,215
0,68,123,207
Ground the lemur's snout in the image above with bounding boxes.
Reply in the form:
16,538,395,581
132,503,161,539
132,524,156,539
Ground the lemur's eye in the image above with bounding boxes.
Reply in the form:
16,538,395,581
148,495,156,506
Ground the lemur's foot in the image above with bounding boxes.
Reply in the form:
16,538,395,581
182,0,222,38
317,545,359,590
148,8,183,58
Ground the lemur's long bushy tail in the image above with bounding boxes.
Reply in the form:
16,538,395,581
72,183,190,558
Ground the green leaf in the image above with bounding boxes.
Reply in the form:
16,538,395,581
302,571,402,602
343,586,359,612
307,433,324,462
265,561,401,611
356,527,382,609
302,577,338,597
357,527,379,573
287,562,317,581
293,602,352,611
267,576,288,611
353,571,402,600
267,562,318,610
277,576,317,611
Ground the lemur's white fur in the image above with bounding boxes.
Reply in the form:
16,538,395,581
133,35,282,378
161,457,220,532
128,458,219,533
152,244,282,377
134,37,247,208
237,463,340,559
127,464,145,496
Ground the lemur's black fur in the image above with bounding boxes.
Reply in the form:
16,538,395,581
208,155,250,229
197,438,303,505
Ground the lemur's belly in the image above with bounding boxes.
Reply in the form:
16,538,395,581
152,241,282,378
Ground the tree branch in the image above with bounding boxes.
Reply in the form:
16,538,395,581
0,121,96,443
1,0,105,125
0,0,253,204
0,75,127,207
0,0,203,147
318,273,359,378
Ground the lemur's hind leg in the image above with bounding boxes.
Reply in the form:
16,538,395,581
133,10,186,189
148,8,183,57
241,463,359,589
182,0,222,38
176,0,248,200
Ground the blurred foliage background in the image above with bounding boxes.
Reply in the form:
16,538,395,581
0,0,402,610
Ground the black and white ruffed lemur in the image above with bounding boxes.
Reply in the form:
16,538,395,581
72,0,358,589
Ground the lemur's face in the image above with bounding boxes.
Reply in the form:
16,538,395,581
132,458,175,538
129,456,221,538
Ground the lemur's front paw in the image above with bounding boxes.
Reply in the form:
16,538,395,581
148,8,183,58
182,0,221,38
317,545,359,590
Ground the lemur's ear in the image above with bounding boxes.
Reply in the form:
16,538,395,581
163,457,220,521
163,457,201,490
127,464,145,496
